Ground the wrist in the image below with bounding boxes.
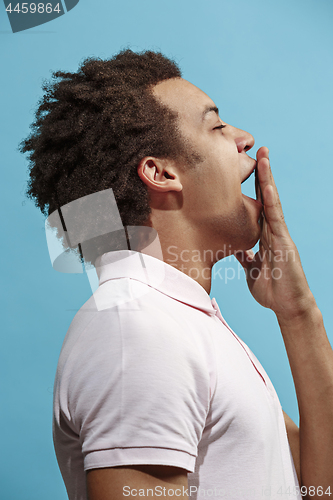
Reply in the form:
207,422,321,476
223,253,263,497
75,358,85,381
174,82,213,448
275,292,320,329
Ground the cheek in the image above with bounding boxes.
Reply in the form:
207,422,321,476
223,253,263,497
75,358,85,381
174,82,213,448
212,175,242,208
184,151,241,209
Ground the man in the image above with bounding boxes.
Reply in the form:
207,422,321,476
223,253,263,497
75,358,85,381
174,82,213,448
21,49,333,499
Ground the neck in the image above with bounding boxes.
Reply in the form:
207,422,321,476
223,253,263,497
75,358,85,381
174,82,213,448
163,243,213,294
142,214,231,295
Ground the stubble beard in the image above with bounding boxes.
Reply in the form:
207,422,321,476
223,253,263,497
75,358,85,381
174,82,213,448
203,204,260,260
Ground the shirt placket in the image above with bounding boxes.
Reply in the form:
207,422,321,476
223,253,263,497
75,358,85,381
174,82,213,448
211,297,268,387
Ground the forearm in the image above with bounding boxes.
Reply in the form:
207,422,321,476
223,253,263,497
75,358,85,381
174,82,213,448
277,299,333,492
236,147,333,492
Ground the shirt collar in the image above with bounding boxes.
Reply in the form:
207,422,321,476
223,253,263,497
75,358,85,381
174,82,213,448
95,250,216,316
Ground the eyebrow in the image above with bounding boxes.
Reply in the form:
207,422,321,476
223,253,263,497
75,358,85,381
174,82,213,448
202,105,219,121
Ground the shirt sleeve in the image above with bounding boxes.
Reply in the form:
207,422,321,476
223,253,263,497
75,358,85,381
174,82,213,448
61,287,212,473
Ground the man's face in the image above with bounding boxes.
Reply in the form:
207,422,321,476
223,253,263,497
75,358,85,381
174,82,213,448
152,77,262,255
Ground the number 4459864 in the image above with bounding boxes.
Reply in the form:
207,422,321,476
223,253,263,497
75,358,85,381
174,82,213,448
277,486,332,497
6,3,61,14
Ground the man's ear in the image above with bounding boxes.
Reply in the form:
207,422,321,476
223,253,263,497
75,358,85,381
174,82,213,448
137,157,183,192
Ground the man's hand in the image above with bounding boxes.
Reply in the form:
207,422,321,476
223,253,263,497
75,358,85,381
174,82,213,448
236,148,333,497
235,147,315,323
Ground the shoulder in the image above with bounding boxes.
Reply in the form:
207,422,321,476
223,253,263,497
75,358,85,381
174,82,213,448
54,277,214,442
58,277,210,378
70,276,202,348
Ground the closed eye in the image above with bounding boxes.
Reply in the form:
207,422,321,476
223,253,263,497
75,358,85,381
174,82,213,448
213,124,227,130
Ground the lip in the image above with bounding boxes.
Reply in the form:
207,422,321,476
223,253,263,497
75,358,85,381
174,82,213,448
241,160,263,211
242,193,263,208
241,160,257,184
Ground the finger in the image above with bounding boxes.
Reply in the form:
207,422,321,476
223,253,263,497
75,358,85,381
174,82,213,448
257,156,281,210
261,182,287,237
256,153,288,237
256,146,269,163
257,156,272,196
257,151,280,206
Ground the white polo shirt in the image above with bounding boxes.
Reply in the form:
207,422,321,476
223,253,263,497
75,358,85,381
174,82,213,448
53,250,300,500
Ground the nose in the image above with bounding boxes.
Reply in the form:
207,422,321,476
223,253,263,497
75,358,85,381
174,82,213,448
229,125,255,153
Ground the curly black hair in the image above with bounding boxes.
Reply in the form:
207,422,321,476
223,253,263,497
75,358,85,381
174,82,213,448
20,49,200,265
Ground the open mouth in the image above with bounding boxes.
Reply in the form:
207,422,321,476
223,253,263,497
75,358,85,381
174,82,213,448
254,165,262,203
241,165,256,198
241,163,263,221
241,166,256,185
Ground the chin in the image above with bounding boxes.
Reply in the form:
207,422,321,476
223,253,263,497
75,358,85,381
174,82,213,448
246,222,261,249
239,202,261,249
204,207,261,255
211,226,260,260
236,197,260,235
232,220,261,253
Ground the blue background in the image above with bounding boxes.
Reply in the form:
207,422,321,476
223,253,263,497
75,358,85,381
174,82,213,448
1,0,332,498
